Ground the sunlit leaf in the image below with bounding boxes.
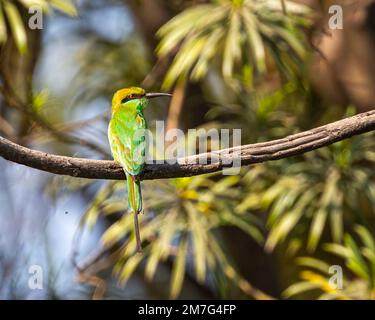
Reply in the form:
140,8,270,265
18,0,49,11
308,170,339,252
296,257,331,275
101,215,133,248
241,9,266,73
50,0,77,16
119,253,144,287
307,208,328,253
0,4,7,43
185,202,207,283
4,1,27,53
324,243,350,259
355,225,375,253
144,211,177,281
282,281,321,298
222,10,241,79
266,190,315,252
344,234,370,281
170,236,188,299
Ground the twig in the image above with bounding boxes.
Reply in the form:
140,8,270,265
0,110,374,180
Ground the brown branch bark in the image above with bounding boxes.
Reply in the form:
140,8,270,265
0,110,374,180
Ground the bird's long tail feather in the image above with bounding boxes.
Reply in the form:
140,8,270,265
126,172,143,253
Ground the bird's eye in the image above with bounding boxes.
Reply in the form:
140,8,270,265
121,94,142,104
121,95,132,104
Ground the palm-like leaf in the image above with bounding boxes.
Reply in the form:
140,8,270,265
81,173,264,299
256,132,375,253
284,226,375,299
157,0,311,89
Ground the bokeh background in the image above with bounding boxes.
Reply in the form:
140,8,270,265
0,0,375,299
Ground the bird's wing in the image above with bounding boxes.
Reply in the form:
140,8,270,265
108,115,146,175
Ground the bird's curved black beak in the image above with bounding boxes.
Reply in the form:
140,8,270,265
145,92,172,99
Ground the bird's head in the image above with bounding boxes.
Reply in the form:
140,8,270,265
112,86,171,114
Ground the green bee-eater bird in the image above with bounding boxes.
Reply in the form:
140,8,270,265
108,87,172,253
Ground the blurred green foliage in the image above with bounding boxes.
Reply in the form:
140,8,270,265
82,174,266,298
157,0,311,90
284,225,375,299
0,0,76,53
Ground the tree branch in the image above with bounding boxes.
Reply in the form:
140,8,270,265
0,110,374,180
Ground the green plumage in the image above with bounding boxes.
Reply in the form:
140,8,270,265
108,91,148,253
108,87,171,253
